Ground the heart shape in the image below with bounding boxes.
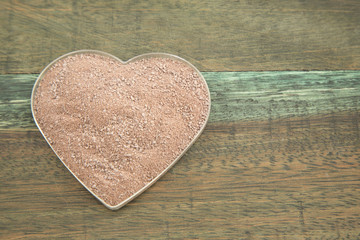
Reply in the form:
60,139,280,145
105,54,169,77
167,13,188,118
31,50,210,210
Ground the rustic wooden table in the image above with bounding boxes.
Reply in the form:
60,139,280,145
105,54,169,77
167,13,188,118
1,1,359,239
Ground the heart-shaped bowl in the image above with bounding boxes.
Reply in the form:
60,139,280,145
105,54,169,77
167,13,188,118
31,50,211,210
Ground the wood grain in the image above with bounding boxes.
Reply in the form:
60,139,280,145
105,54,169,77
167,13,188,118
1,72,360,239
1,0,360,74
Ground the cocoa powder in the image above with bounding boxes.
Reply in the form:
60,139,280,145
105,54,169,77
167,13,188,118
33,53,210,207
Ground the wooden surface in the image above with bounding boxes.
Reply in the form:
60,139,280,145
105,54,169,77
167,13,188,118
1,72,360,239
1,0,360,239
1,0,360,73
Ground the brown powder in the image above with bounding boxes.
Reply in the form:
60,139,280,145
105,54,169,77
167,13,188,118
33,52,210,207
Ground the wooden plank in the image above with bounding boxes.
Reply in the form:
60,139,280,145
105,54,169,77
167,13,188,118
1,72,360,239
1,0,360,73
1,71,360,129
1,113,359,239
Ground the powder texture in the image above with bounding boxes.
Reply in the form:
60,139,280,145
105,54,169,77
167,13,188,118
33,53,210,206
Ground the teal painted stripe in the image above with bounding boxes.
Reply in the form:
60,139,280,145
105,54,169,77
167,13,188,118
1,71,360,129
203,71,360,122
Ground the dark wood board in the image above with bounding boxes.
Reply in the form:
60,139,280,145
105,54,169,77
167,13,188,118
1,0,360,73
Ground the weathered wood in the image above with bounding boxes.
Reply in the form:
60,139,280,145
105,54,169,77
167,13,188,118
1,72,360,239
1,71,360,129
1,0,360,73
